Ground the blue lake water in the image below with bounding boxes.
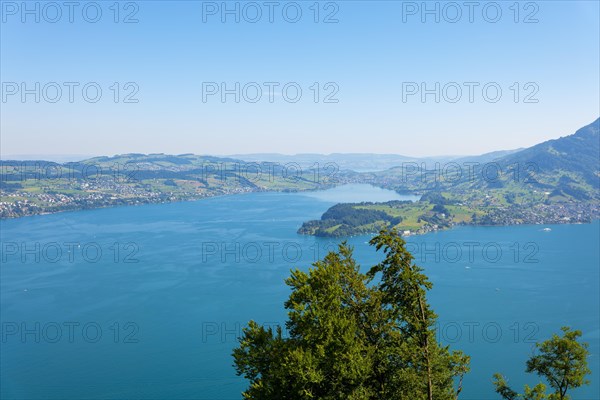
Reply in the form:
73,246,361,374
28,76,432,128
1,184,598,399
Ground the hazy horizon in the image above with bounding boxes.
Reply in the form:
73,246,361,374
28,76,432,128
0,148,518,162
2,2,599,157
3,115,595,162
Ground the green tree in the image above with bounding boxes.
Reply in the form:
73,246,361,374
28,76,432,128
493,327,590,400
233,243,376,399
367,229,469,400
233,229,470,399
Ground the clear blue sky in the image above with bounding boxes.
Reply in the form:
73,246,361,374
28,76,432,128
1,0,599,158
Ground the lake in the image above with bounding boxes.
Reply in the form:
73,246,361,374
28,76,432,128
1,184,598,399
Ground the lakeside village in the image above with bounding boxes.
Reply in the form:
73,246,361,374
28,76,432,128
399,202,599,237
0,180,254,219
1,173,598,232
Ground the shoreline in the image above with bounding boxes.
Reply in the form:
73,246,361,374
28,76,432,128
0,185,344,221
298,219,599,240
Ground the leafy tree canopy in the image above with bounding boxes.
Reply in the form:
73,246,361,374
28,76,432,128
233,228,470,399
493,327,590,400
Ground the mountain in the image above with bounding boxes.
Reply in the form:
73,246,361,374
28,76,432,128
497,118,599,187
299,119,600,237
351,118,599,202
458,118,600,200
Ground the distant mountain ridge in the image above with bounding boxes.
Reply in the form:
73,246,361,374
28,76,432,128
1,118,598,219
227,149,524,171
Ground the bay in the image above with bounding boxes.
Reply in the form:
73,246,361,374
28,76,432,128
1,184,598,399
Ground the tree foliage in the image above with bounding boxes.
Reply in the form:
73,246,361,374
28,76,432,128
233,228,470,399
297,202,408,237
493,327,590,400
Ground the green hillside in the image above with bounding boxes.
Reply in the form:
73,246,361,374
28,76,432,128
299,119,600,237
0,154,337,218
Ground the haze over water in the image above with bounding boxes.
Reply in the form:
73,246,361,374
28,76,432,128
1,185,598,399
